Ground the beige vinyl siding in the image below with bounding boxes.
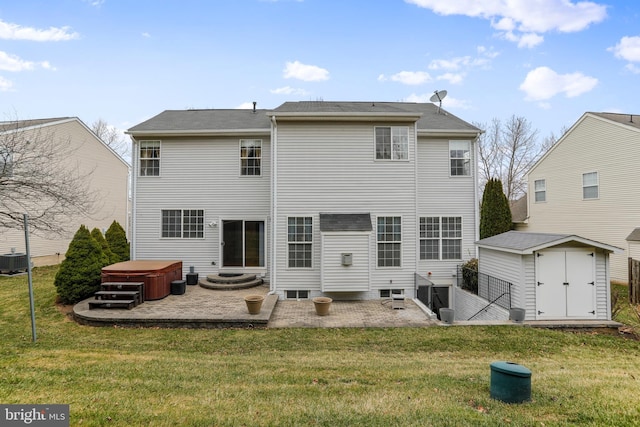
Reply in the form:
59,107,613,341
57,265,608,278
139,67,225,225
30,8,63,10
417,138,477,283
321,232,370,292
0,119,129,265
274,121,417,296
134,135,271,276
525,115,640,281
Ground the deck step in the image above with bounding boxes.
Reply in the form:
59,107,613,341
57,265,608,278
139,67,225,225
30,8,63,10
100,282,145,302
89,299,136,310
200,276,263,290
206,273,257,284
94,290,142,305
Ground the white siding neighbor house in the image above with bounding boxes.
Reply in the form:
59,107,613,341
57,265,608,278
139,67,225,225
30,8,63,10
126,102,481,302
477,231,622,321
516,112,640,282
0,117,130,267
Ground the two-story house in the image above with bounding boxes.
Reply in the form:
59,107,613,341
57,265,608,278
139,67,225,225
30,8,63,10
516,112,640,282
126,101,481,302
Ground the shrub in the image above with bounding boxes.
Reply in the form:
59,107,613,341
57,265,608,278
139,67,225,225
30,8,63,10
461,258,478,293
54,225,109,304
105,220,130,263
480,178,512,239
91,228,117,265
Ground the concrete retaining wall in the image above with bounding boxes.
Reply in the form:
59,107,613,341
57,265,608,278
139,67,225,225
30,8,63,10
454,287,509,321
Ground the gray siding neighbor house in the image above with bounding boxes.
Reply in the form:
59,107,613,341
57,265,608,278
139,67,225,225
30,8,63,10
127,101,481,301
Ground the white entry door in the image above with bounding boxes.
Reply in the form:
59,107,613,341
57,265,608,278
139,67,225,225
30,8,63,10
535,249,596,319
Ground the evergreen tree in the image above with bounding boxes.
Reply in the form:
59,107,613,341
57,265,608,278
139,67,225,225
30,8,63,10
105,220,130,262
54,225,109,304
480,178,512,239
91,227,117,265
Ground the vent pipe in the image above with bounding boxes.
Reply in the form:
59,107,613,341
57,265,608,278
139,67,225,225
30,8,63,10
252,101,257,113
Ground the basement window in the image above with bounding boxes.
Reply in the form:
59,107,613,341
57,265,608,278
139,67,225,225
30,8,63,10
286,290,309,300
379,289,404,298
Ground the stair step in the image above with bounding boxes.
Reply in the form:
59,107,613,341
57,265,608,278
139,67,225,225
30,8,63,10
89,299,136,310
94,291,142,305
101,282,145,302
206,273,257,285
200,277,263,290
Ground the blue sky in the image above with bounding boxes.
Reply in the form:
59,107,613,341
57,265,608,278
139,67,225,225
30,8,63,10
1,0,639,142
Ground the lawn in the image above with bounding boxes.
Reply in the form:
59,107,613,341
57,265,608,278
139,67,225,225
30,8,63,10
1,266,639,426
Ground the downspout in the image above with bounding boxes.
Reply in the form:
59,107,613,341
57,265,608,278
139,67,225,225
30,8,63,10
130,136,138,260
269,115,278,294
414,121,419,299
473,132,480,259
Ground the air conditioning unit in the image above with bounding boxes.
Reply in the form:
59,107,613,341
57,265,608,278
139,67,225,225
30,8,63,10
0,253,29,273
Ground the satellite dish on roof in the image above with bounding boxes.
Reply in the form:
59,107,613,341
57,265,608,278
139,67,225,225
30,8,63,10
430,90,447,113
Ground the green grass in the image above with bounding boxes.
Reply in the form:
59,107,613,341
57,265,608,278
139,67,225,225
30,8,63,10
1,266,640,426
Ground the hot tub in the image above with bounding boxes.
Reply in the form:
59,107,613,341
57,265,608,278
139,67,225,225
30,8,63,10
101,260,183,301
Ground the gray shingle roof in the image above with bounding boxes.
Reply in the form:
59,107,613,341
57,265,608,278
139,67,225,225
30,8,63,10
127,102,480,134
626,228,640,242
477,231,622,254
319,213,372,232
127,109,272,133
589,112,640,131
0,117,74,132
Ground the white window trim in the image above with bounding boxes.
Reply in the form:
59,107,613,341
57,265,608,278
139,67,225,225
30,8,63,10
376,215,403,268
139,140,161,177
534,179,546,203
419,216,463,261
582,171,599,200
449,140,471,177
239,139,262,177
160,208,206,239
286,216,314,269
374,126,410,161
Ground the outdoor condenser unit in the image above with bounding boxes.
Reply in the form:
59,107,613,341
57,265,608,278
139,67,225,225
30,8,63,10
0,253,29,273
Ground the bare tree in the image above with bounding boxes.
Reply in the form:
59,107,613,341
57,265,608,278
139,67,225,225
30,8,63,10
91,118,130,161
475,115,544,201
0,119,98,235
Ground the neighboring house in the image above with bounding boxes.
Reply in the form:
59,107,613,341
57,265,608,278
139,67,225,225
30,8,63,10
126,101,481,302
515,112,640,282
0,117,130,266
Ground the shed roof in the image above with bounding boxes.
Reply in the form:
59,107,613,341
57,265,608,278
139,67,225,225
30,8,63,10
626,228,640,242
319,213,372,232
477,231,623,255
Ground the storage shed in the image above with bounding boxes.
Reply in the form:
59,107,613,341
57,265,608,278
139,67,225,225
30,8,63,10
477,231,622,321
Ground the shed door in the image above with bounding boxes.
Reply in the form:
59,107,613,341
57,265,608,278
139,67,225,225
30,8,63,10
536,249,595,319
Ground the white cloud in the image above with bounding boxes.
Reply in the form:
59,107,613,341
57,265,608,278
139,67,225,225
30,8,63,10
0,76,13,91
406,0,607,48
142,32,151,38
389,71,432,85
283,61,329,81
608,36,640,62
270,86,309,95
0,51,55,72
626,64,640,74
437,73,465,84
519,66,598,101
236,102,255,109
0,19,79,41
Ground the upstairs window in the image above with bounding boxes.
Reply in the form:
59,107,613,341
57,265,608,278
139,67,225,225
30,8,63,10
375,126,408,160
534,179,546,202
161,209,204,238
240,139,262,176
139,140,160,176
449,141,470,176
583,172,599,199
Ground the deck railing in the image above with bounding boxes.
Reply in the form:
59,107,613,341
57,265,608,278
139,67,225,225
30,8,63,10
457,266,512,310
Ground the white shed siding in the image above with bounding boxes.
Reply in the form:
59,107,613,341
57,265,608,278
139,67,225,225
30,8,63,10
321,232,370,292
478,248,524,308
595,249,609,319
417,138,477,284
523,255,536,320
525,115,640,281
274,121,417,296
0,119,129,265
134,135,271,276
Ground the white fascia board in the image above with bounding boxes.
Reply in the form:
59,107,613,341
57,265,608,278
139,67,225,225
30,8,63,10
418,129,481,138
